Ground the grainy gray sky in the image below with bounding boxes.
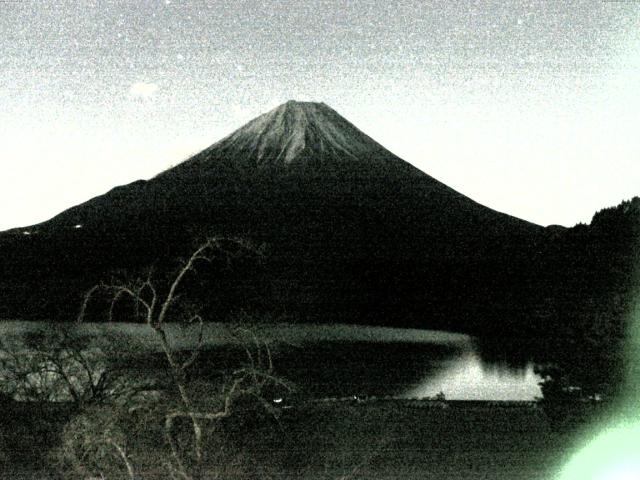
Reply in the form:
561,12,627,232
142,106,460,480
1,0,639,229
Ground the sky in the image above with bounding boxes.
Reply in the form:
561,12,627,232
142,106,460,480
1,0,639,230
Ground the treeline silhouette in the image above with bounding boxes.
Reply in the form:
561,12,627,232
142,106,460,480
531,197,639,400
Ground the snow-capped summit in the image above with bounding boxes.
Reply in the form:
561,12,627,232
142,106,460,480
163,100,417,176
214,100,381,164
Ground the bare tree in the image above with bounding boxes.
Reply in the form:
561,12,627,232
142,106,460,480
76,237,291,480
55,405,136,480
0,326,112,404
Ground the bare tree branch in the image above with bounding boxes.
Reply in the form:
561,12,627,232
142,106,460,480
105,438,135,480
72,236,286,478
156,237,221,328
181,314,204,371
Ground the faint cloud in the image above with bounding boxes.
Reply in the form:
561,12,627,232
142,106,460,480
129,81,159,98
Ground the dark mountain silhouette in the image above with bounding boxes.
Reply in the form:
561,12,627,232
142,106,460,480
0,101,571,333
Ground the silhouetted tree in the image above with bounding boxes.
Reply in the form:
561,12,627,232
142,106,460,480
75,237,291,480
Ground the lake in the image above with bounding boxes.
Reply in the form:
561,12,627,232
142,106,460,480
0,321,542,401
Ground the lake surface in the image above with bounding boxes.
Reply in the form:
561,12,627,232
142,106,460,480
0,321,542,401
245,338,541,401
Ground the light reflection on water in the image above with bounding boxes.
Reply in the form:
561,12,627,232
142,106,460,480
403,350,541,401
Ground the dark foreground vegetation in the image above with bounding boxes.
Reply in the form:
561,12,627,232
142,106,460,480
0,318,613,480
1,397,609,480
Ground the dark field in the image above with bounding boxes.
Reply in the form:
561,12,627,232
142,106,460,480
0,399,596,480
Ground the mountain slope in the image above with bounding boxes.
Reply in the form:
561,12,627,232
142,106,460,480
0,101,545,332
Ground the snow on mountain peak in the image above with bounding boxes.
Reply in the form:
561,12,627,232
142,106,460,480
155,100,420,179
202,100,394,168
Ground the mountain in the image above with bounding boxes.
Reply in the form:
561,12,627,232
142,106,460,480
0,101,546,332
